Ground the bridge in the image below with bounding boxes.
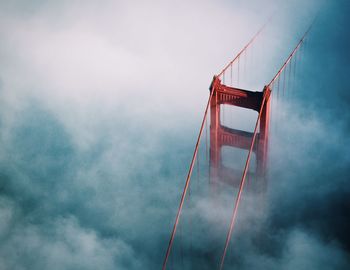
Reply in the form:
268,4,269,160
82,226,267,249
162,18,313,270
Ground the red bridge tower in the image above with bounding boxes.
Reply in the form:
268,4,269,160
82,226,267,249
209,76,271,188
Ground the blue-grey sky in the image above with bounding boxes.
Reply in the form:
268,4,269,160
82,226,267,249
0,0,349,269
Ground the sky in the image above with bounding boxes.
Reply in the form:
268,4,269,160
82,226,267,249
0,0,349,269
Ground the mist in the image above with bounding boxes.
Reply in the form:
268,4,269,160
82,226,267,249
0,0,349,269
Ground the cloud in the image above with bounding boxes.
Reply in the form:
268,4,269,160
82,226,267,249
239,229,349,270
0,0,349,269
0,200,141,270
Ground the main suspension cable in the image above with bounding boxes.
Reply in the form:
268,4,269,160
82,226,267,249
217,14,273,78
218,88,270,270
218,20,316,270
267,23,313,88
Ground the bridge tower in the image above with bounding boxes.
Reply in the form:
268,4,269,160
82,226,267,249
209,76,271,188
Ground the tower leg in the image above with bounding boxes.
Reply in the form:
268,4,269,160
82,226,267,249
210,90,221,188
257,87,271,190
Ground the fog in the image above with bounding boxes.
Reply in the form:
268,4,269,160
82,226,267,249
0,0,349,269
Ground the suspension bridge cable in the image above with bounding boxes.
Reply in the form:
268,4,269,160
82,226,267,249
217,14,273,78
218,88,270,270
218,20,316,270
161,21,270,269
267,22,313,88
162,78,216,270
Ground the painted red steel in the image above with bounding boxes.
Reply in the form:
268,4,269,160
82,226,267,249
209,77,270,186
